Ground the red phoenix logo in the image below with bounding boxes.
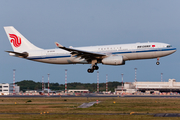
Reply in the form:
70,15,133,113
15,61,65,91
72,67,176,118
9,34,21,47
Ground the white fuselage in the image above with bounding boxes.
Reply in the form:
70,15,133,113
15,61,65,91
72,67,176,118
24,42,176,65
4,26,177,73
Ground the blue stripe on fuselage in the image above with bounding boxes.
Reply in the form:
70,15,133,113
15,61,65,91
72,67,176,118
28,55,71,60
28,48,176,60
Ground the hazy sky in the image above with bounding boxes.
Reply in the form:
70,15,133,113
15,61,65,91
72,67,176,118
0,1,179,84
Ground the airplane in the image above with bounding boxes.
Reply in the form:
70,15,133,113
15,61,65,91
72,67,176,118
4,26,176,73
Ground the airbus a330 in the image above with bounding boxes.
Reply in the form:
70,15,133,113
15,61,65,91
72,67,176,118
4,26,176,73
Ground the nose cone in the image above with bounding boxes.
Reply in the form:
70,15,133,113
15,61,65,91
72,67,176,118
173,48,177,53
162,48,176,56
170,48,177,54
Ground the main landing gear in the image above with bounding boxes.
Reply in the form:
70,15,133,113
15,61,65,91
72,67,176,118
87,64,99,73
156,58,160,65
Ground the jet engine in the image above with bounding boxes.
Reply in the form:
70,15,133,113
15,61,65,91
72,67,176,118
102,55,125,65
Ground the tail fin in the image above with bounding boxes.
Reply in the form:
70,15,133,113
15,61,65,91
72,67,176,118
4,26,42,52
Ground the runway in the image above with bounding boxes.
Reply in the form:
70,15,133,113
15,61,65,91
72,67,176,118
1,94,180,98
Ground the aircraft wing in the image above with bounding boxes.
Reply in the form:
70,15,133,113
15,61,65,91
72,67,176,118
55,42,105,60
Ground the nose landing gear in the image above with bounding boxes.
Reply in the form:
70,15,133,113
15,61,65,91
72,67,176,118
156,58,160,65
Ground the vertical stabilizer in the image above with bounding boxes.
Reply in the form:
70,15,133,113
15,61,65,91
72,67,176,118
4,26,42,52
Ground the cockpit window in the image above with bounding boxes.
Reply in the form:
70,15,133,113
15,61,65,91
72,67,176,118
167,45,172,48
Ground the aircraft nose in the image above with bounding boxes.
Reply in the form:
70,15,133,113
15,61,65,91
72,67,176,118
172,48,177,53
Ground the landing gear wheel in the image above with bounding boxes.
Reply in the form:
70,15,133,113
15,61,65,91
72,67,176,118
93,66,99,70
156,62,160,65
87,69,94,73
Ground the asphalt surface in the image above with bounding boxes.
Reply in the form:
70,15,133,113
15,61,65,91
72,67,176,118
1,94,180,98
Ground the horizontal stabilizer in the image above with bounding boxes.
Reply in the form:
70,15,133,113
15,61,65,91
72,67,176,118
6,51,29,58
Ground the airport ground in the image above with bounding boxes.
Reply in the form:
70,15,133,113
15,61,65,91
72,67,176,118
0,97,180,120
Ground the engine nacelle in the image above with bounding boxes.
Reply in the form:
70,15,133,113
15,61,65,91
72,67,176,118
102,55,125,65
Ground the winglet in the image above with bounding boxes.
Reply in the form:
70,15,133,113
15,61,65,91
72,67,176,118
55,42,63,48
